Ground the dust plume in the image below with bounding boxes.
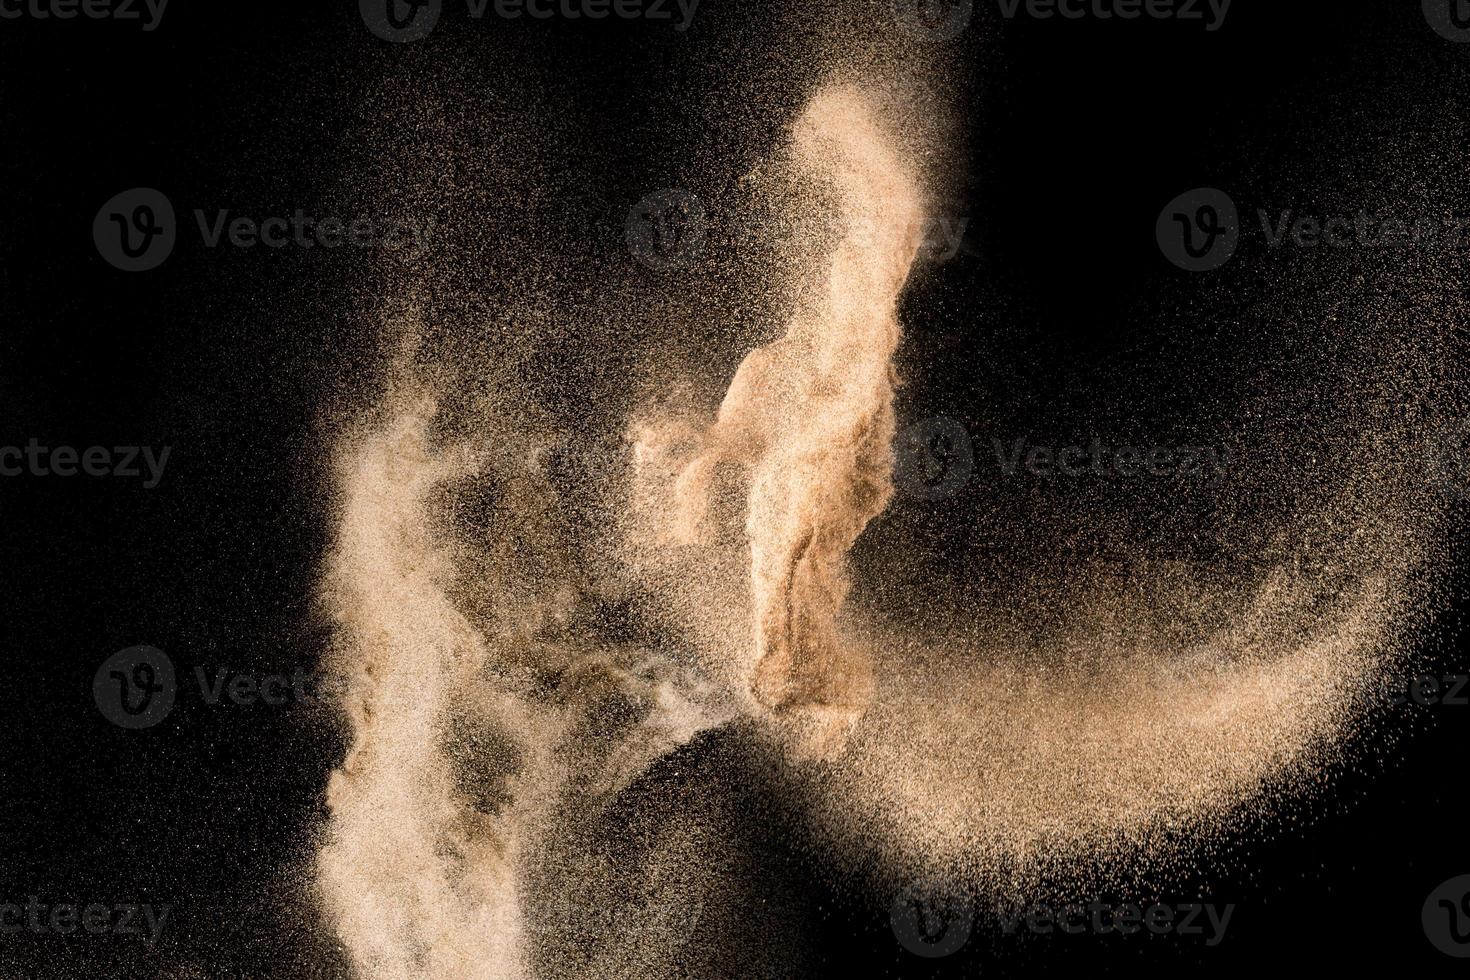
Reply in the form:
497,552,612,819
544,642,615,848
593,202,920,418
313,64,1459,978
314,81,936,977
315,394,533,980
315,371,734,979
636,84,929,755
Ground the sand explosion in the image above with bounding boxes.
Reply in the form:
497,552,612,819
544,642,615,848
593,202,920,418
313,74,1454,978
648,85,928,752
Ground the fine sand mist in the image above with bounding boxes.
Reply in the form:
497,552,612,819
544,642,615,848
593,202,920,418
314,73,1458,976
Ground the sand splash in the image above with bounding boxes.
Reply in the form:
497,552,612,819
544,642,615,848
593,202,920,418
315,75,1455,976
639,84,929,754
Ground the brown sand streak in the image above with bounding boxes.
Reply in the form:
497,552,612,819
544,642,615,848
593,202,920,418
658,85,929,751
316,396,536,980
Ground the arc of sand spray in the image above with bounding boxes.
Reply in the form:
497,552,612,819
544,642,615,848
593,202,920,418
662,85,929,744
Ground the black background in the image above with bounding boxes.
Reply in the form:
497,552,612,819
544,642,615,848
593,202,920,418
1,1,1467,977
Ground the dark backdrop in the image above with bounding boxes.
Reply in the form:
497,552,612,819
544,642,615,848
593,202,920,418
0,1,1466,977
